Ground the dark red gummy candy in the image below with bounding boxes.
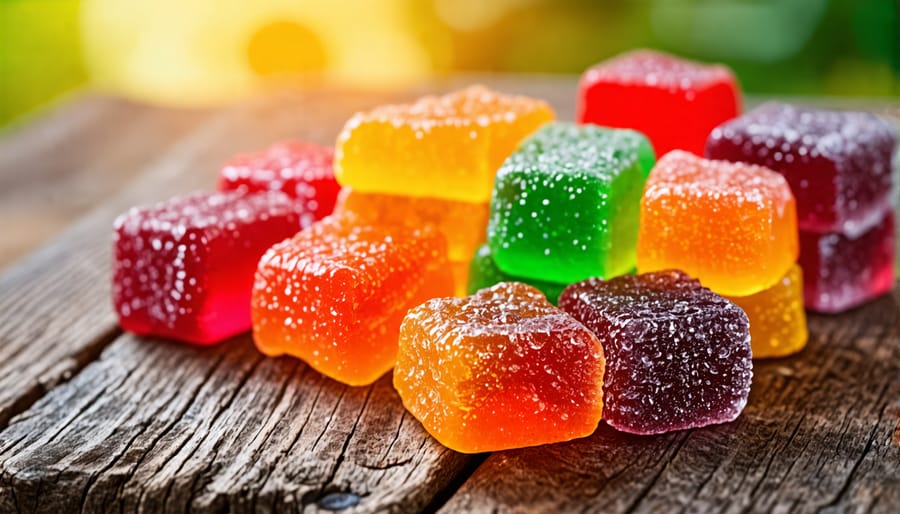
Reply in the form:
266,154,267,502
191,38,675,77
706,102,897,236
559,270,752,435
218,140,340,224
799,211,895,313
113,191,302,344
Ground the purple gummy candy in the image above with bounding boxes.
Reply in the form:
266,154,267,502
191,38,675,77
706,102,897,237
559,270,752,435
799,211,895,313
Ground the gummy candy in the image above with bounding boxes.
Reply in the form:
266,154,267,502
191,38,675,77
332,188,489,263
113,191,303,344
467,244,569,305
725,265,808,359
637,150,798,296
394,282,605,453
335,85,555,203
578,49,740,156
706,102,897,236
218,140,341,224
488,122,654,284
559,270,752,435
252,217,453,385
799,211,895,313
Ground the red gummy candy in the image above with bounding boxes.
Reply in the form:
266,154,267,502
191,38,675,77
218,140,341,224
578,49,740,156
113,191,302,344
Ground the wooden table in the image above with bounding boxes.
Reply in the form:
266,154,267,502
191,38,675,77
0,77,898,513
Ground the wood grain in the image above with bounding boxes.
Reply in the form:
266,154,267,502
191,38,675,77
0,334,471,513
0,96,212,269
440,293,900,514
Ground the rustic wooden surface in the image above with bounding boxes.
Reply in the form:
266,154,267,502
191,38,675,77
0,77,898,513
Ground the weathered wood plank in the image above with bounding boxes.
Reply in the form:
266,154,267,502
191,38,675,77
0,333,472,513
0,95,212,269
439,292,900,514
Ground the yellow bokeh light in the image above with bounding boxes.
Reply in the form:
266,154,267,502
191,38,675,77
80,0,434,106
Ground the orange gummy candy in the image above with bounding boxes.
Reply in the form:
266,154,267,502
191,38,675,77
394,282,605,453
335,85,555,203
726,264,808,359
333,188,489,263
252,216,454,385
637,150,798,296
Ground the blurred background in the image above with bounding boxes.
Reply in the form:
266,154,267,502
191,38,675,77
1,0,897,127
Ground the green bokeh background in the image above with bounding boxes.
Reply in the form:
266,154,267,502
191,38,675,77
1,0,897,127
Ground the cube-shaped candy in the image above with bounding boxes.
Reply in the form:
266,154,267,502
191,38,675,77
335,85,555,203
395,282,605,453
725,265,808,359
637,150,798,296
559,270,752,435
799,211,895,313
467,244,569,305
706,103,897,235
252,217,454,386
578,49,740,156
333,188,489,263
488,122,654,284
113,191,302,344
218,140,341,224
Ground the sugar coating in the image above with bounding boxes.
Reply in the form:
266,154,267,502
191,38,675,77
799,211,895,313
395,282,605,453
333,188,489,263
581,49,736,91
251,216,453,386
467,244,569,305
578,49,740,156
488,122,654,283
113,191,302,344
726,265,808,359
637,150,798,296
706,102,898,236
218,140,340,224
559,270,752,435
335,85,555,203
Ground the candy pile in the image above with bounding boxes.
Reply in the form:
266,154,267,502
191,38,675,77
474,122,654,303
111,48,897,453
706,103,897,313
334,86,554,295
636,151,808,358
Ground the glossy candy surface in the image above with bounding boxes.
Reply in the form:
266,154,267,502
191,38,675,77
113,191,302,344
637,150,798,296
559,270,752,435
251,217,453,385
467,244,569,305
706,103,897,236
799,212,895,313
578,50,740,156
218,140,340,224
488,122,654,283
395,282,605,453
335,85,554,203
726,265,808,359
333,188,489,263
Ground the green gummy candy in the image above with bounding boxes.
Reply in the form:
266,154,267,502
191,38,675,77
467,244,569,305
487,122,654,284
